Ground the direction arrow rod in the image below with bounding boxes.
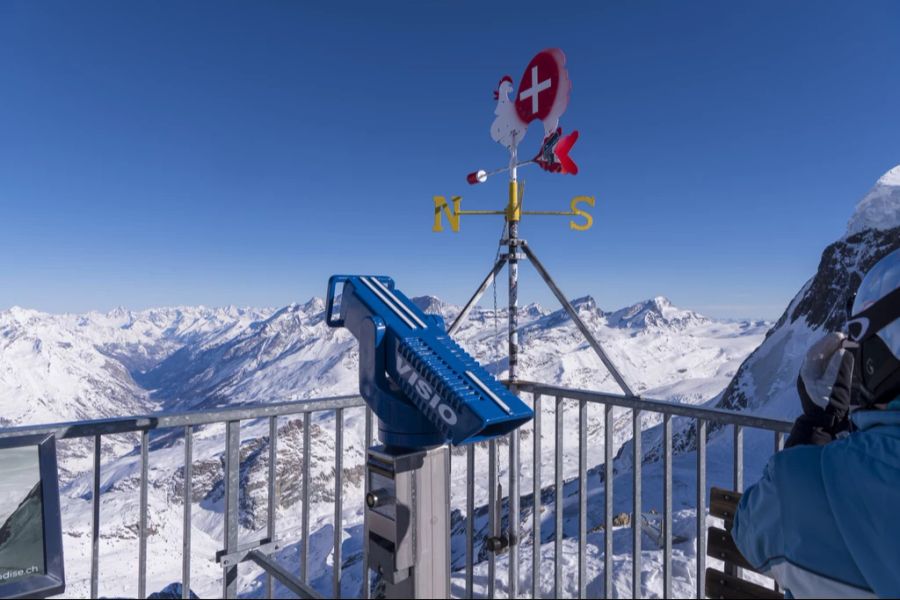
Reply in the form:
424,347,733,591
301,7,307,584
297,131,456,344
467,161,535,185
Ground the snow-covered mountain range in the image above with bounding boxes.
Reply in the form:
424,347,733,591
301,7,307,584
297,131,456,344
1,288,766,597
1,164,897,598
0,294,762,431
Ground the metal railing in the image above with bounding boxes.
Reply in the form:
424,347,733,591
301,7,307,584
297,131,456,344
0,394,367,600
495,381,792,599
0,382,792,599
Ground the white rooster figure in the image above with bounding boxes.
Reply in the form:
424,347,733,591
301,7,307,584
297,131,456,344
490,75,527,151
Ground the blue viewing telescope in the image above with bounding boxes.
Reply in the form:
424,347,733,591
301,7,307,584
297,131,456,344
326,275,533,449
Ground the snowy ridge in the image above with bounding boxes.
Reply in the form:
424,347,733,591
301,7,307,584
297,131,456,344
0,305,272,473
846,164,900,236
606,295,709,331
717,229,900,421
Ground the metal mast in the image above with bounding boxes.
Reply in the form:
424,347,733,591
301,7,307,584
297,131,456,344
508,138,520,384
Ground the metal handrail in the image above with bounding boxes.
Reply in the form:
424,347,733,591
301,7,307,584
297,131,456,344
514,381,792,433
0,394,366,441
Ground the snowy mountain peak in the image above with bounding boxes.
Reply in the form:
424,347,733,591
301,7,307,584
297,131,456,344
877,164,900,186
521,302,548,318
412,295,445,314
846,164,900,237
259,303,304,327
4,306,42,324
571,295,598,312
607,296,707,330
301,297,325,314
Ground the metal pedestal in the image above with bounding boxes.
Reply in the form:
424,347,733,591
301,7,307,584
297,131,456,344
365,445,450,599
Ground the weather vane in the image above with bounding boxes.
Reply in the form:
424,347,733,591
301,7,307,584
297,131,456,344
432,47,594,234
431,48,625,398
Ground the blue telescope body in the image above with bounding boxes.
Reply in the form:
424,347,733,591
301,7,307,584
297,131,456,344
326,275,533,449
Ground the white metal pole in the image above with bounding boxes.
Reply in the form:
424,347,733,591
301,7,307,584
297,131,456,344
508,140,519,384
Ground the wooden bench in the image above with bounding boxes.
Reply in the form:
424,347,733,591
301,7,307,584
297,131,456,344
705,487,784,599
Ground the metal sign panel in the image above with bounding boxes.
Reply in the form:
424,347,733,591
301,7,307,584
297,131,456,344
517,48,571,138
0,434,65,599
516,50,561,123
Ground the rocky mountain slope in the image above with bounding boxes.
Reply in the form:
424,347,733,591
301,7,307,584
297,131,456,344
717,165,900,420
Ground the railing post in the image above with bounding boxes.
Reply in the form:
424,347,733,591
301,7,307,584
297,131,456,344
363,408,373,600
183,426,193,600
733,424,744,492
334,408,344,599
632,409,641,600
466,444,475,599
729,424,744,579
696,419,707,600
266,417,278,599
663,414,673,599
223,420,240,599
554,396,563,598
509,422,521,598
604,405,614,598
578,400,587,599
301,412,311,584
488,439,497,598
532,393,542,600
774,429,783,595
91,434,101,599
139,429,149,599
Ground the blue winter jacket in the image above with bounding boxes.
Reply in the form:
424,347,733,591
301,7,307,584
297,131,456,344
732,400,900,598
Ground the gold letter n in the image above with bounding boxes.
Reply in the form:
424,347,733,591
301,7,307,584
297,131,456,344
433,196,461,232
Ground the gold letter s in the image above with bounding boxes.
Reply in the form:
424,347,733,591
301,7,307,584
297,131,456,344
569,196,594,231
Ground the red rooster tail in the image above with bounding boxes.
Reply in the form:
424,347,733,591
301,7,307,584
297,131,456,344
554,130,579,175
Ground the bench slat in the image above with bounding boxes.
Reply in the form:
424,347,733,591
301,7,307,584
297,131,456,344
710,487,742,524
705,487,785,599
707,526,756,572
705,568,783,599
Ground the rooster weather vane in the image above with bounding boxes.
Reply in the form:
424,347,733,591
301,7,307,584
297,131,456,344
430,48,634,403
426,51,631,588
433,48,593,233
483,47,579,181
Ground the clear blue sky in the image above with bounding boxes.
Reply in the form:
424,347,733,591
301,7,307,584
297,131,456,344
1,1,898,319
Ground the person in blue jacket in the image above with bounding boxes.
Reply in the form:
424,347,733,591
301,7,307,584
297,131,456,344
732,247,900,598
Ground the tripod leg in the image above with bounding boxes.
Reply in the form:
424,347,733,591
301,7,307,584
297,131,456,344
448,256,508,336
520,241,634,397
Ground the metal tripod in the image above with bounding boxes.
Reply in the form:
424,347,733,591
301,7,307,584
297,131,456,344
447,167,634,597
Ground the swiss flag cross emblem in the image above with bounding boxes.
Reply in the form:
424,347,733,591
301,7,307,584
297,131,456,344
515,51,561,123
483,48,577,180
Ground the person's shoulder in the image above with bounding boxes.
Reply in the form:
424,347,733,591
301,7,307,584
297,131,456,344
759,443,832,505
824,421,900,473
769,442,825,475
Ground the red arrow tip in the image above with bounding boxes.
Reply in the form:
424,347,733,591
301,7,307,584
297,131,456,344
554,130,579,175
